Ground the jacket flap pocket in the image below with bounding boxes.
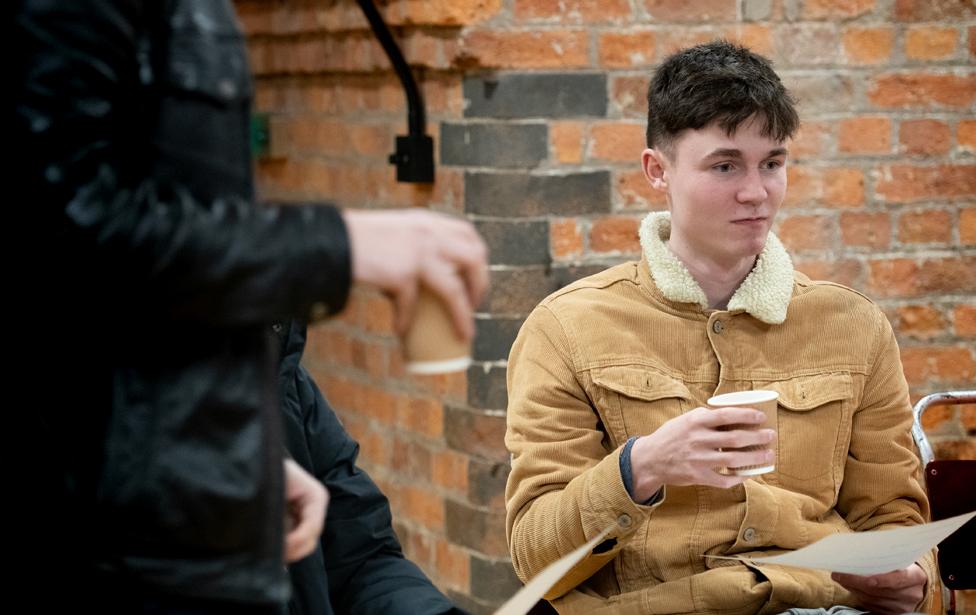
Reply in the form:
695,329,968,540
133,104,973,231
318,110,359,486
764,373,852,411
592,365,692,402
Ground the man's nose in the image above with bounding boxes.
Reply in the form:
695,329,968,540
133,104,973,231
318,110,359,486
736,169,768,204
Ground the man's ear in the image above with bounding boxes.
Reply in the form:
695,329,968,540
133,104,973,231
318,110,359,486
641,148,669,192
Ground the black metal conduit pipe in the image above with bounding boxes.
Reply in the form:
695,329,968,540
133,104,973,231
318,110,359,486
356,0,435,183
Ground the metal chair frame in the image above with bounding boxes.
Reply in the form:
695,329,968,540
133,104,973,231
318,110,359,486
910,390,976,615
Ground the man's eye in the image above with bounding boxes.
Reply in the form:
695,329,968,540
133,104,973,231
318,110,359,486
714,163,734,172
763,159,784,170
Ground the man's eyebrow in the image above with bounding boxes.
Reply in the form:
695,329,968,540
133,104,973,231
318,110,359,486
703,148,743,160
703,147,789,159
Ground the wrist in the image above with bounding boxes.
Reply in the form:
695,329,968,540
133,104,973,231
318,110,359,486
630,436,664,503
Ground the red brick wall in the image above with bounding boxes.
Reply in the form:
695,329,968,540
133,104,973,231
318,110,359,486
238,1,974,612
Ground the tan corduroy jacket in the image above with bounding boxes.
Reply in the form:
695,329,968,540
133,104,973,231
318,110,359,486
505,212,935,615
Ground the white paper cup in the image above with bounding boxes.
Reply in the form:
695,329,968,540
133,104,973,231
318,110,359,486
403,287,471,375
706,390,778,476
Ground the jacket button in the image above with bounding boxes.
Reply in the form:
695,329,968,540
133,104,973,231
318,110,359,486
712,320,725,334
742,527,756,542
617,514,632,529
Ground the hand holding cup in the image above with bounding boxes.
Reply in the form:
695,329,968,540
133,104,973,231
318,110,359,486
706,390,779,476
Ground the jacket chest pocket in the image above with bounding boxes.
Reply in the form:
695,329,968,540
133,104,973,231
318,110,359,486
763,373,853,497
591,365,694,446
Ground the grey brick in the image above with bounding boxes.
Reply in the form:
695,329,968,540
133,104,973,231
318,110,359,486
466,171,611,217
776,26,839,66
783,0,802,21
480,268,553,315
480,265,609,316
743,0,772,21
474,317,525,362
441,122,547,168
468,458,510,507
470,555,523,602
445,405,509,462
467,363,509,410
446,499,509,557
475,220,550,266
464,73,607,119
782,73,856,115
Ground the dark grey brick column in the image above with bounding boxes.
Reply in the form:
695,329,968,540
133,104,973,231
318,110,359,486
439,71,612,615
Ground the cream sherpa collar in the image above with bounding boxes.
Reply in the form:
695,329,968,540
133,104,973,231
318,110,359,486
638,212,794,324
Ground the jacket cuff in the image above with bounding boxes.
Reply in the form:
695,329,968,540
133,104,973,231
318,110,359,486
915,548,939,613
578,443,665,547
619,436,664,506
545,444,664,600
301,204,352,321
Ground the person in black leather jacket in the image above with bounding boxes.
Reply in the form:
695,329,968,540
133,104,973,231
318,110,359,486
276,321,468,615
15,1,487,612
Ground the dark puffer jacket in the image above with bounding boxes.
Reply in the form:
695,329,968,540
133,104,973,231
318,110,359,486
276,320,469,615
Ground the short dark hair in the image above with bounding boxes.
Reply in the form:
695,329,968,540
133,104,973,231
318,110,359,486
646,40,799,155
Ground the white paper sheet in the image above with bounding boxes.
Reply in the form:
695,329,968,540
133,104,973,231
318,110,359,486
704,510,975,575
493,525,614,615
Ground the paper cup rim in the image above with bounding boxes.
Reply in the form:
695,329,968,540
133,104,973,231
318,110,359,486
708,390,779,407
728,464,775,476
406,356,472,375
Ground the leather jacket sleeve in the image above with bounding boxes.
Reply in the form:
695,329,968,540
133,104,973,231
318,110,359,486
16,0,351,325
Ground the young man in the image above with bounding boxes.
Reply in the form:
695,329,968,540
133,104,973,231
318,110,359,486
505,41,933,615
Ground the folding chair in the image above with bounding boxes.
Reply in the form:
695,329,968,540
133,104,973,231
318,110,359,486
910,390,976,615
